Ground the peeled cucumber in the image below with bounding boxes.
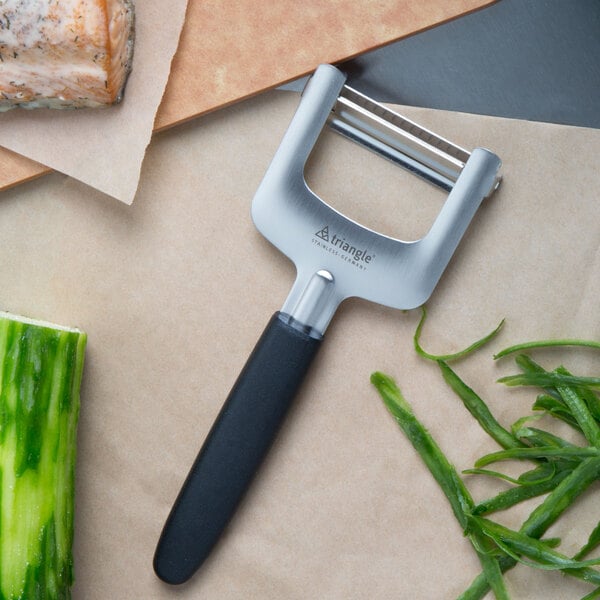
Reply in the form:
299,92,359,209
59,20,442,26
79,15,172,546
0,312,87,600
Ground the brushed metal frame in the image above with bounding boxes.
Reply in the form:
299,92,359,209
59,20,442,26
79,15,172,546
252,64,502,337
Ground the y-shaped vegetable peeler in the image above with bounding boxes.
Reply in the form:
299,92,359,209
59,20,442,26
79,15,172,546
154,64,502,584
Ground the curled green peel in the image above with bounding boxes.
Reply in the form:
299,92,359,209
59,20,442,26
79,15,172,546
413,306,505,363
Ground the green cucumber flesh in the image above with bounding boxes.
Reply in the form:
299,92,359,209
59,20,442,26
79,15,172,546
0,311,86,600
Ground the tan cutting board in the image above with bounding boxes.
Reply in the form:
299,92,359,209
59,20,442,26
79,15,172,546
0,0,496,192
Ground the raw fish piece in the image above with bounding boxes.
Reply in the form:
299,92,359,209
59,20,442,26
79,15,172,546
0,0,135,110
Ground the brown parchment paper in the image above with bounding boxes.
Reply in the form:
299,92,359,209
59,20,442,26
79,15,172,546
0,0,189,204
0,90,599,599
0,0,497,200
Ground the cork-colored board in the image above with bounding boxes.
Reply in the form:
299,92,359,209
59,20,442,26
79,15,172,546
0,0,496,192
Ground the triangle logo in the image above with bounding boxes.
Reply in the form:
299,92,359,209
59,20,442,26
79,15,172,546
315,225,330,242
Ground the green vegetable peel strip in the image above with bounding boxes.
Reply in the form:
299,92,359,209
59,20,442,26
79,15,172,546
512,425,577,449
371,372,510,599
462,467,540,487
472,469,570,516
413,308,519,451
554,375,600,447
499,372,600,391
495,339,600,360
438,361,522,450
472,515,600,574
575,521,600,561
414,306,504,363
474,446,599,467
532,394,581,430
370,373,471,527
520,456,600,539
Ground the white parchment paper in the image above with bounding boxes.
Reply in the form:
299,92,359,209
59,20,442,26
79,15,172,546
0,0,188,204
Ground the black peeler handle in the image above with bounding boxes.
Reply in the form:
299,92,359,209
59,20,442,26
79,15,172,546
153,312,322,585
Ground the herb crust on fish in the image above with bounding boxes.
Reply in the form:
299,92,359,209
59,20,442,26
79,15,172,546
0,0,135,110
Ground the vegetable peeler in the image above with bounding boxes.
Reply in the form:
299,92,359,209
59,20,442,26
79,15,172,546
154,64,502,584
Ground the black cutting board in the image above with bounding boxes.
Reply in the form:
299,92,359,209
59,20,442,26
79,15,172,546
341,0,600,129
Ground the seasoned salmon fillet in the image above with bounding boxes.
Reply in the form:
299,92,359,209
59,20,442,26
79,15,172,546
0,0,135,110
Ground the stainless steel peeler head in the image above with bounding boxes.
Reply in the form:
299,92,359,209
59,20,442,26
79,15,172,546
252,64,502,336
